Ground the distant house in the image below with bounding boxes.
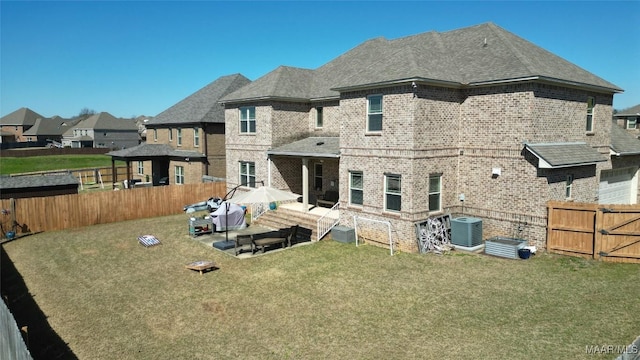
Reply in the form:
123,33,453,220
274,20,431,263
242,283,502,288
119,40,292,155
0,174,79,199
108,74,251,187
0,107,44,143
61,112,139,149
22,116,81,144
614,104,640,138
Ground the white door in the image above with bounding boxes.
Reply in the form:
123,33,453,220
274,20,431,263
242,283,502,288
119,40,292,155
599,167,638,204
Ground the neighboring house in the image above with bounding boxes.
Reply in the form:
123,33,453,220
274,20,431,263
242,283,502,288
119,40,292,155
0,174,79,199
607,121,640,204
219,22,639,252
107,74,251,186
614,104,640,138
0,107,44,142
61,112,139,149
22,116,82,143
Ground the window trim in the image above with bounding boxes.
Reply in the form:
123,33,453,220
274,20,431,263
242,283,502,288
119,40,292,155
153,129,158,142
175,165,184,184
384,173,401,212
137,161,144,175
239,106,256,134
193,127,200,147
314,163,323,191
565,174,573,199
239,161,256,188
177,128,182,146
168,127,173,142
627,117,637,130
586,96,595,132
367,94,383,133
349,170,363,206
428,174,442,212
315,107,323,128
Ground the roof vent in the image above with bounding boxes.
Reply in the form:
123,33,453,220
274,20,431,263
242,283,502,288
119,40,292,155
316,141,324,146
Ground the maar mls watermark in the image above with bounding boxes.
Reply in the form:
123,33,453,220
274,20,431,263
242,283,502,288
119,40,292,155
585,344,639,355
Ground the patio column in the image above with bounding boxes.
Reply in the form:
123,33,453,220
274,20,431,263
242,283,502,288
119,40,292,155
302,157,309,211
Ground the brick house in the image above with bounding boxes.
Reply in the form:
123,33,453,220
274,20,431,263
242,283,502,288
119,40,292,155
108,74,250,186
613,104,640,137
220,22,638,252
0,107,44,143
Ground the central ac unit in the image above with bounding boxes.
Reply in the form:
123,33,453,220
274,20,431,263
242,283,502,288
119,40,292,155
450,217,483,247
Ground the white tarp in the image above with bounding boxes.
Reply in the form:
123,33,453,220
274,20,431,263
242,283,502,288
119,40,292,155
211,202,247,231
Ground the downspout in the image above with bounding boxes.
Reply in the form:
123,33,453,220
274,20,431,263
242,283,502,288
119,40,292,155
267,155,272,187
203,124,209,176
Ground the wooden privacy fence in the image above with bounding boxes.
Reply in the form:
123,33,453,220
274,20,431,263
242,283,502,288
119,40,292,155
0,182,226,236
547,201,640,263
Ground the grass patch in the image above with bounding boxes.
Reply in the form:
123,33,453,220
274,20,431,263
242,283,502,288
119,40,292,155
2,214,639,359
0,154,122,175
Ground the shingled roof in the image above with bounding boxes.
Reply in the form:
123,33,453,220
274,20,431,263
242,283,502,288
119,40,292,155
524,142,608,168
148,73,251,125
614,104,640,117
107,143,206,159
0,107,45,126
22,117,81,137
222,22,622,103
267,137,340,158
0,173,79,190
610,121,640,155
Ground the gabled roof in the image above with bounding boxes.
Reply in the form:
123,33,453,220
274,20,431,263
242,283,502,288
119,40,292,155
22,117,81,137
222,22,621,104
610,121,640,156
524,142,608,169
266,137,340,158
614,104,640,117
0,107,45,126
107,143,206,159
0,174,79,190
148,74,251,125
70,112,138,131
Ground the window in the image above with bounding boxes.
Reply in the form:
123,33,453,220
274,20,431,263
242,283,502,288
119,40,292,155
367,95,383,132
153,129,157,142
177,128,182,146
175,166,184,184
316,107,323,128
349,171,363,205
384,174,401,212
240,107,256,133
169,128,173,141
137,161,144,175
627,117,637,130
194,127,200,147
586,97,595,132
239,161,256,187
314,163,323,191
565,174,573,199
428,174,442,212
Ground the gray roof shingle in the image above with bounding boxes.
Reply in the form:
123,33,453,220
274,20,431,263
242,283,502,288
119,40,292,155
524,142,607,168
610,122,640,155
0,107,45,126
614,104,640,117
267,137,340,158
0,174,79,190
107,143,206,159
148,74,251,125
222,23,621,104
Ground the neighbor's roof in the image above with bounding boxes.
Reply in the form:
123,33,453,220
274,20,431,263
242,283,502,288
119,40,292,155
0,174,79,190
0,107,45,126
148,74,251,125
71,112,138,131
614,104,640,117
267,137,340,158
222,22,622,104
610,122,640,156
22,117,81,137
107,143,206,159
524,142,608,169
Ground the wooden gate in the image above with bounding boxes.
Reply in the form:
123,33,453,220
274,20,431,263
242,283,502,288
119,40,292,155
547,201,640,263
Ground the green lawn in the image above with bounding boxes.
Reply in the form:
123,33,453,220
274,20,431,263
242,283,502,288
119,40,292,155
0,154,121,175
2,214,639,359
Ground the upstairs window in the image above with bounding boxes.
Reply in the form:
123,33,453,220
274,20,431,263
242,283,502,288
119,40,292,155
384,173,401,212
239,161,256,187
349,171,363,206
169,128,173,142
367,95,383,132
316,107,323,128
240,107,256,133
177,128,182,146
428,174,442,212
565,174,573,199
627,117,637,130
586,97,595,132
194,127,200,147
153,129,158,142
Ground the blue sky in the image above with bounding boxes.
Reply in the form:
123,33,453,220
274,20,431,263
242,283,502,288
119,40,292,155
1,1,639,119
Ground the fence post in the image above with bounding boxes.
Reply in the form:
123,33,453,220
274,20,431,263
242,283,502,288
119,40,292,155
594,206,603,260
